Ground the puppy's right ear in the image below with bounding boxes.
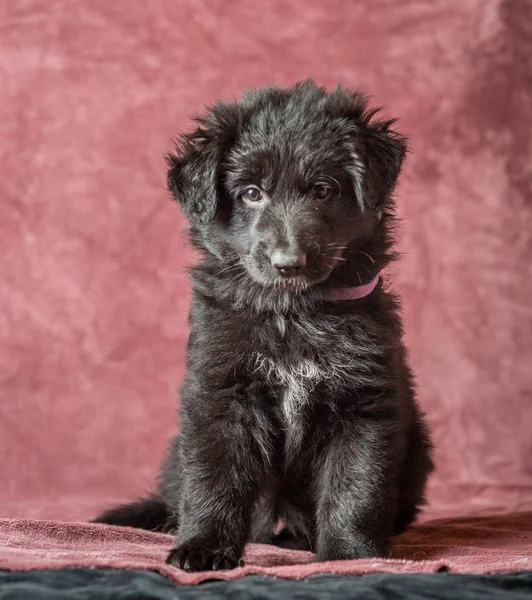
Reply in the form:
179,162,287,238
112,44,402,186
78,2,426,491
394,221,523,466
166,103,240,224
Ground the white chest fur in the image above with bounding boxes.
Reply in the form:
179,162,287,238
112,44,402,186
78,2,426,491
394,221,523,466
254,314,362,423
255,353,327,423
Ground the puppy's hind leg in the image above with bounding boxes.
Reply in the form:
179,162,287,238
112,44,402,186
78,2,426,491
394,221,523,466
248,483,280,545
273,492,316,552
394,411,434,535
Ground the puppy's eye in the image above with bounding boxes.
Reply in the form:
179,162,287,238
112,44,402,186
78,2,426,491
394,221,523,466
243,187,263,203
311,184,332,201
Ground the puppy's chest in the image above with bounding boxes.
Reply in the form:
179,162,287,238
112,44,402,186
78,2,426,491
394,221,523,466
254,314,362,423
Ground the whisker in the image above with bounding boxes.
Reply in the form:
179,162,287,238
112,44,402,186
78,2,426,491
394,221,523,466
325,243,349,250
215,263,241,276
356,249,375,264
225,270,248,287
320,251,347,262
310,240,321,256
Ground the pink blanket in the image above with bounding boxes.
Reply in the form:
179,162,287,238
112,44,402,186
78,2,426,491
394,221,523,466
1,511,531,584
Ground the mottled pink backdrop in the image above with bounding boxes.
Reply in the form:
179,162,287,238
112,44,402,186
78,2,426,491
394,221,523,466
1,0,531,522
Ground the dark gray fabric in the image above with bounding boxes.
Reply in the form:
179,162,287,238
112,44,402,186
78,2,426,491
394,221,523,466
1,570,532,600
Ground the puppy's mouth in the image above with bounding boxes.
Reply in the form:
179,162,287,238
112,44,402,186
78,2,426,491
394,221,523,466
243,249,342,294
274,276,311,294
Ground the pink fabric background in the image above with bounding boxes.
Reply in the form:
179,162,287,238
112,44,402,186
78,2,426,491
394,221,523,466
1,0,532,532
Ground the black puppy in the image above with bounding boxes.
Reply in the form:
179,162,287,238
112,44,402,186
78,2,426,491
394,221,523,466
95,81,433,571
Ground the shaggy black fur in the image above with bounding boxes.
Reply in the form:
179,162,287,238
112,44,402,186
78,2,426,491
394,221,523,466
94,81,433,572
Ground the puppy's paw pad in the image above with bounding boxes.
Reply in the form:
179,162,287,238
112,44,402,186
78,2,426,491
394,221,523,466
166,540,242,572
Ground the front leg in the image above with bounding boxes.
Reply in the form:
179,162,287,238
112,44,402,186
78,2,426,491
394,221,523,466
313,405,399,561
166,382,272,571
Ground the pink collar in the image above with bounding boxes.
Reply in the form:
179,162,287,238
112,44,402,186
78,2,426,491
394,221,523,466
322,273,380,301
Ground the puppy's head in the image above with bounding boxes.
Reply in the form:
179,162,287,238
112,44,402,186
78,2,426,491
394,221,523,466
167,81,406,293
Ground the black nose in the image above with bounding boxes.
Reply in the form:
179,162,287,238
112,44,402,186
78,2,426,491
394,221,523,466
271,249,307,277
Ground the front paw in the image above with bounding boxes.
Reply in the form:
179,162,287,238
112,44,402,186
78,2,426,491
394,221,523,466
166,538,243,571
317,534,391,561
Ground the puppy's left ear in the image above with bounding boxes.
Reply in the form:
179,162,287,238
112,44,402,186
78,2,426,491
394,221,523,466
358,117,407,212
166,103,240,224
